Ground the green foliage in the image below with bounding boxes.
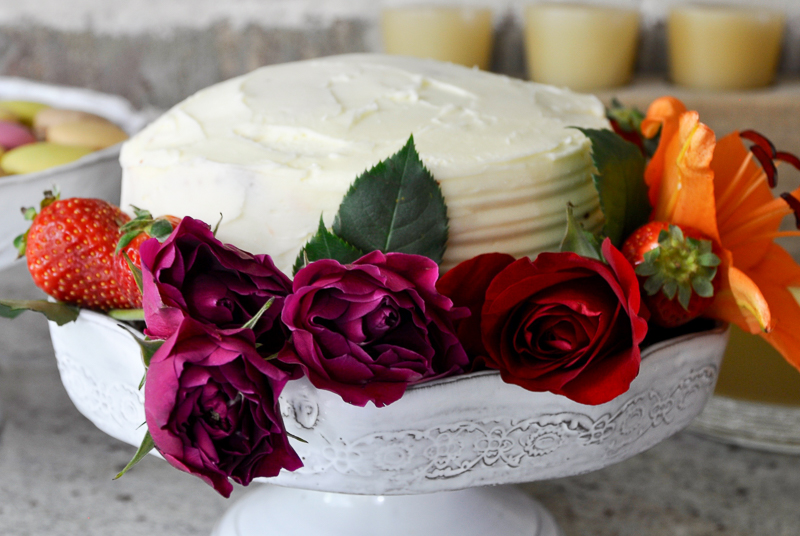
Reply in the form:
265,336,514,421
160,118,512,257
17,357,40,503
242,297,275,331
576,128,651,248
294,136,449,271
114,431,155,480
0,299,79,325
293,217,364,275
559,204,603,261
333,135,449,263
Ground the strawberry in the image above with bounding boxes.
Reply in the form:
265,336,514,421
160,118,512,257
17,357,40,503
622,222,721,328
18,192,134,311
114,207,180,307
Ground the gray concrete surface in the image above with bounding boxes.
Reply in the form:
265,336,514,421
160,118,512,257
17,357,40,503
1,260,799,536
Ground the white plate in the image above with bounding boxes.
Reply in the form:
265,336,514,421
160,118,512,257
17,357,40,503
0,78,151,271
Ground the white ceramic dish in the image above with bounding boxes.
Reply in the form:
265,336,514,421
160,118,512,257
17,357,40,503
48,310,729,535
0,78,151,271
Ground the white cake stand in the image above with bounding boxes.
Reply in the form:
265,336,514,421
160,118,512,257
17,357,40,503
48,310,729,536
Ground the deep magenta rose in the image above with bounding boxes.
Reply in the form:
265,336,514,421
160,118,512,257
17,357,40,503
278,250,469,407
479,239,648,405
140,217,292,355
145,317,302,498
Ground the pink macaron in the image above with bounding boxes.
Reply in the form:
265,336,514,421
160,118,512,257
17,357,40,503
0,120,36,150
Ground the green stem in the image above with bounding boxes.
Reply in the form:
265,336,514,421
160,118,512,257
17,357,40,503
107,308,145,321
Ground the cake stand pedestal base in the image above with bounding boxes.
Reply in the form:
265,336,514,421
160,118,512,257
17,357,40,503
212,484,563,536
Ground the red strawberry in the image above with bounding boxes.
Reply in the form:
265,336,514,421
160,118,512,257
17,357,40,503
114,208,180,307
622,222,721,328
20,193,133,311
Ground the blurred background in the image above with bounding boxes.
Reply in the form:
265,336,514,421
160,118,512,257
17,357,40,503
0,0,797,109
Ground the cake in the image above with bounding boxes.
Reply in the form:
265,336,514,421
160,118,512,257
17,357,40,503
120,54,609,274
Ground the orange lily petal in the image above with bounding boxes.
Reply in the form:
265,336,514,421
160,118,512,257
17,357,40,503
642,97,687,209
742,243,800,371
712,131,787,269
713,132,775,220
653,111,719,242
642,96,800,369
705,249,772,333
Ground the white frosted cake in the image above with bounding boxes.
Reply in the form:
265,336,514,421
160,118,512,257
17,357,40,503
120,54,609,273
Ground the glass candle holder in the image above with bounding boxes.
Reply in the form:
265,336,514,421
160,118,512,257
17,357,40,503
381,6,494,70
523,2,640,91
668,4,786,90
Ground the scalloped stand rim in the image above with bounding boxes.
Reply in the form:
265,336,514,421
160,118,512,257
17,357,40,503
211,484,563,536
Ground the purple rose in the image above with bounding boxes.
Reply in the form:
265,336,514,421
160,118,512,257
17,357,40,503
278,251,469,407
145,317,302,497
140,217,292,355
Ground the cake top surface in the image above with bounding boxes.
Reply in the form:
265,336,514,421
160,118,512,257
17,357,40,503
121,54,608,178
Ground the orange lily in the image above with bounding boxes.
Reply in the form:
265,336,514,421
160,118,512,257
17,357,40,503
641,96,800,372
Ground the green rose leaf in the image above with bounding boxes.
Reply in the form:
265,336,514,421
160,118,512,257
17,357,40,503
576,128,651,248
242,297,275,331
333,135,448,263
130,334,164,370
0,299,79,326
114,430,155,480
559,204,603,261
293,216,364,275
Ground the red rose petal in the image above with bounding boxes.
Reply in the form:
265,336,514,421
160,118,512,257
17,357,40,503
436,253,516,360
478,241,648,405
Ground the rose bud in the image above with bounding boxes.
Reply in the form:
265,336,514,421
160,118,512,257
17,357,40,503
480,239,648,405
144,317,303,498
140,217,292,356
278,250,469,407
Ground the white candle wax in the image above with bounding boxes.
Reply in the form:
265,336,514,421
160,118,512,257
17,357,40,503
381,6,494,70
523,2,640,91
668,4,786,90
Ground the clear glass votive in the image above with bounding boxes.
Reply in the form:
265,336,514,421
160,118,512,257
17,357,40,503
381,6,494,70
668,3,786,90
523,2,640,91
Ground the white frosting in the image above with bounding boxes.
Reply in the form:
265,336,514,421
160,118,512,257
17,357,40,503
120,54,609,274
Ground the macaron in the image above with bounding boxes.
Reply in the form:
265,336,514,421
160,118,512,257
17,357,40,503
0,120,36,150
0,108,19,123
1,142,93,174
45,120,128,150
33,108,112,139
0,100,50,126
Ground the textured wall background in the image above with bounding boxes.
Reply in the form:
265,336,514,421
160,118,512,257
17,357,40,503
0,0,798,108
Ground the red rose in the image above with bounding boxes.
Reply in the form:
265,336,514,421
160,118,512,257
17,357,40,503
440,240,648,405
436,252,515,363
